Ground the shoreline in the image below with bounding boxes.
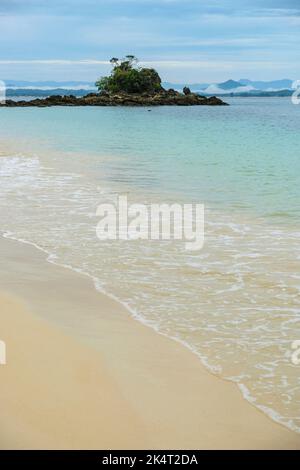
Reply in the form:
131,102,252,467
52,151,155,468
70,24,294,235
0,235,299,449
2,224,300,435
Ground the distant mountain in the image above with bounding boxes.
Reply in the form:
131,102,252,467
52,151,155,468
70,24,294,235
209,89,293,98
203,81,254,95
4,80,96,90
3,78,295,99
6,88,92,98
239,78,293,91
162,82,209,92
217,80,245,90
163,78,295,95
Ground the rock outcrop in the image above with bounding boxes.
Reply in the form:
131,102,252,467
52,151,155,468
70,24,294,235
1,90,228,107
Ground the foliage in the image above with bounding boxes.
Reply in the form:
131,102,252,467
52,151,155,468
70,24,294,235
96,55,163,94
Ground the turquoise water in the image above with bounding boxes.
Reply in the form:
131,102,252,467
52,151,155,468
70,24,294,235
0,97,300,432
1,97,300,220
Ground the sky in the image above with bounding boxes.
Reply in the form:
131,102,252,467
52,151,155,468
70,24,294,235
0,0,299,83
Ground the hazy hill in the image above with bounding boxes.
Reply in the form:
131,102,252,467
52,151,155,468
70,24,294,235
3,78,296,98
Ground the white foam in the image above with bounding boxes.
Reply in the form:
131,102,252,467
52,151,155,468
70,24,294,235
1,152,300,435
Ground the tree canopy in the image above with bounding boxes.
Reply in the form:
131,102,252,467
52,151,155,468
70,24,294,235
96,55,163,94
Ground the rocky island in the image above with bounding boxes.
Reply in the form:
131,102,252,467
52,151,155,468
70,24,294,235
1,55,228,107
2,90,227,107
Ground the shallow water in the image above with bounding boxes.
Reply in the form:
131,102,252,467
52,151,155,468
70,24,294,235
0,97,299,431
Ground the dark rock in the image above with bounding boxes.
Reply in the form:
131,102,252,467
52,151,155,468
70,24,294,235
183,87,191,95
85,92,99,98
205,96,227,106
0,91,228,107
167,89,177,96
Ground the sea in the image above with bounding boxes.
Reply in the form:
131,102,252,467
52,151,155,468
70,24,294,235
0,97,299,431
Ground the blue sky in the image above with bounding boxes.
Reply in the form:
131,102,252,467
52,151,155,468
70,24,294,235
0,0,299,82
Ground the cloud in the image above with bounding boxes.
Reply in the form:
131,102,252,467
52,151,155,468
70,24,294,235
0,59,110,64
0,0,299,81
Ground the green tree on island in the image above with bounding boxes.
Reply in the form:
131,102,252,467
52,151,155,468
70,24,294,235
96,55,163,94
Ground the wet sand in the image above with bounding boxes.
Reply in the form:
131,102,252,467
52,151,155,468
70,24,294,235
0,236,299,449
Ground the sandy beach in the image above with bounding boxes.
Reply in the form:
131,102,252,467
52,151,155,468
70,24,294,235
0,236,299,449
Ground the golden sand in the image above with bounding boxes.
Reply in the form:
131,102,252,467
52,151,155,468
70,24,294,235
0,237,299,449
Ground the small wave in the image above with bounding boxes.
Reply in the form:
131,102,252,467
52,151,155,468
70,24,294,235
1,152,300,436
